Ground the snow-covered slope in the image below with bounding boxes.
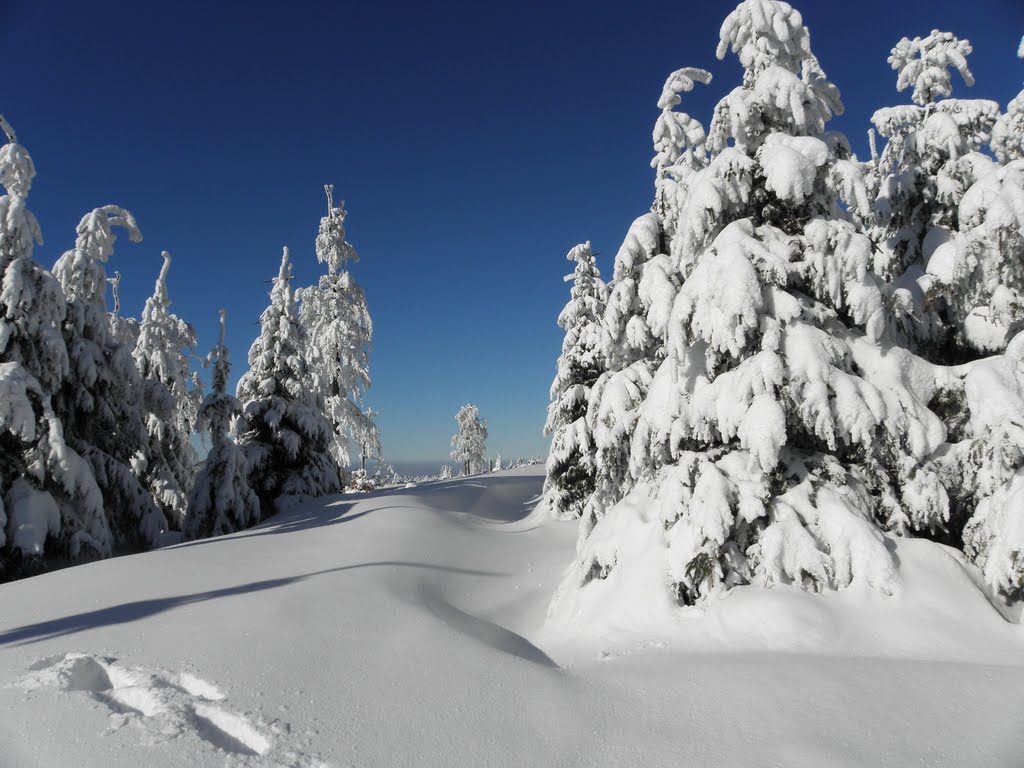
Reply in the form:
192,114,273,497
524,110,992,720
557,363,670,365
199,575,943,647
1,466,1022,767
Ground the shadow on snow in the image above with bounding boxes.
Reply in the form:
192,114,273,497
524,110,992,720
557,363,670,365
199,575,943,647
0,561,506,648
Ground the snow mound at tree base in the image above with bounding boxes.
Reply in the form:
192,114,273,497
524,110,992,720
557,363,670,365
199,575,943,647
546,533,1023,664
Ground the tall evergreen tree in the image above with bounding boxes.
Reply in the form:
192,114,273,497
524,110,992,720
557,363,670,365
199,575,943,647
550,0,953,621
185,310,259,539
52,205,166,552
871,30,1002,355
888,37,1024,597
548,1,1024,621
0,118,107,568
298,185,377,479
236,248,340,504
132,252,203,528
543,242,608,519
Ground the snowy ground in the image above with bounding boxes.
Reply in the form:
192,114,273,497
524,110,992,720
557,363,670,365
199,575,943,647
1,466,1022,767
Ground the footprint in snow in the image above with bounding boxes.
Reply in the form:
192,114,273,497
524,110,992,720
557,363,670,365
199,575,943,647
15,653,328,766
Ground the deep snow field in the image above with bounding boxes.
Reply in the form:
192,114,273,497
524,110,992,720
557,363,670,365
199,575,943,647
1,465,1022,767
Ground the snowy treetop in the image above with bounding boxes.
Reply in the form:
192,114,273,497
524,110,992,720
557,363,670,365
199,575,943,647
54,206,142,307
717,0,811,81
652,68,712,177
657,67,713,111
315,184,358,275
708,1,842,154
889,30,975,107
211,308,230,393
0,117,35,199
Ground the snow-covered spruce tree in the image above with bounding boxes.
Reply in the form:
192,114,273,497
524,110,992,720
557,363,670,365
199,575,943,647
185,310,259,539
918,37,1024,359
439,464,453,481
132,252,203,528
0,118,108,570
871,30,1002,356
877,38,1024,597
236,247,340,505
549,0,972,620
542,242,608,519
298,185,377,482
52,205,166,552
451,404,488,475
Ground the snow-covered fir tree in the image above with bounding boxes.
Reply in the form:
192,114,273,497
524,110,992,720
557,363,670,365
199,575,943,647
133,252,203,529
493,454,502,472
871,29,1002,356
0,118,108,572
298,185,378,482
542,242,608,519
236,247,340,504
451,404,488,475
886,36,1024,598
439,464,453,481
52,204,166,553
185,310,259,539
545,0,1024,623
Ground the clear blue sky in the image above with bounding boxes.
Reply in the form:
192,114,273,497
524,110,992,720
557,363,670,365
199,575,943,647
5,0,1022,462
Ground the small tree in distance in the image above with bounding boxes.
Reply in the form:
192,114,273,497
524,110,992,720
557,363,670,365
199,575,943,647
451,404,488,475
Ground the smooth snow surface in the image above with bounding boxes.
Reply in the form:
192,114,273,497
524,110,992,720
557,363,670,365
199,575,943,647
1,466,1022,767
